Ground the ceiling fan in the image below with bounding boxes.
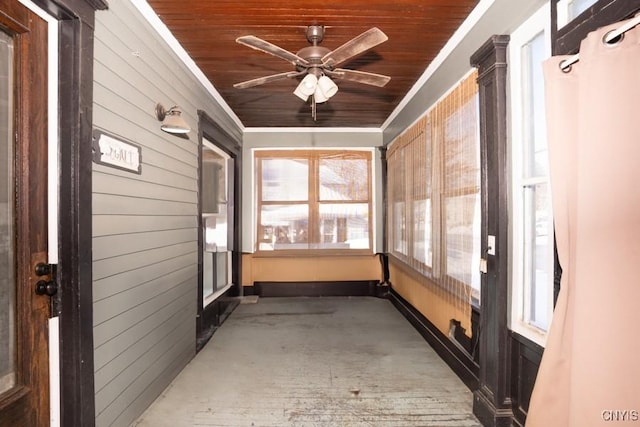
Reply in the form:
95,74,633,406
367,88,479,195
233,25,390,119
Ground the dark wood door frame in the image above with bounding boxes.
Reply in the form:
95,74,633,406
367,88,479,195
196,110,242,349
29,0,106,426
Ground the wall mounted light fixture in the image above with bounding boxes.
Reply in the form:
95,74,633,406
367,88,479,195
155,103,191,134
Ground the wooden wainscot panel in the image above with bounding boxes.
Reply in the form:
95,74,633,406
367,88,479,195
244,254,381,283
510,331,544,426
389,261,472,337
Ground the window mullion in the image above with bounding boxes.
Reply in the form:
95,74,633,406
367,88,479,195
521,175,547,186
406,142,414,261
432,105,444,280
309,153,320,246
256,157,263,251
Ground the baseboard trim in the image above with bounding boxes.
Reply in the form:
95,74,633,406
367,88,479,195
389,288,479,391
474,386,514,427
196,290,240,352
242,285,256,296
253,280,384,297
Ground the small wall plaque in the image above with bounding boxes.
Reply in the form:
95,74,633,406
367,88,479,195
92,130,142,174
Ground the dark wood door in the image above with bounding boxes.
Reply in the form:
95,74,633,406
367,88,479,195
0,1,51,426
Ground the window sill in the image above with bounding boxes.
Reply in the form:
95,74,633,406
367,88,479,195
510,321,548,348
251,249,375,258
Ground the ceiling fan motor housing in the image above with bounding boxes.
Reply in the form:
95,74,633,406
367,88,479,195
296,46,332,74
305,25,325,44
297,26,331,74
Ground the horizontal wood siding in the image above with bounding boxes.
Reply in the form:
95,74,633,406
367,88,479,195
92,1,241,426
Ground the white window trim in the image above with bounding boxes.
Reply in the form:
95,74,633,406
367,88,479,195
508,2,553,347
202,138,234,306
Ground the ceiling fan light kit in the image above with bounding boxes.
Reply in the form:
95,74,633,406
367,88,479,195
313,85,329,103
293,74,338,104
317,75,338,98
293,74,318,101
234,25,390,120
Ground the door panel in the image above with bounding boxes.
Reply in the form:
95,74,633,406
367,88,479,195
0,1,50,426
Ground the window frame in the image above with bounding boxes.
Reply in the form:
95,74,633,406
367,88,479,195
556,0,600,28
508,2,555,347
201,138,234,306
254,148,374,256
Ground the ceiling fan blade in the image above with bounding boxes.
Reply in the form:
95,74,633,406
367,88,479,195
321,27,388,68
233,71,300,89
328,68,391,87
236,35,310,67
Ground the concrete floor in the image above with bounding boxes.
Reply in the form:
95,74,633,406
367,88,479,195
132,296,481,427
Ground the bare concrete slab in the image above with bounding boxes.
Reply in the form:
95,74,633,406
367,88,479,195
132,297,481,427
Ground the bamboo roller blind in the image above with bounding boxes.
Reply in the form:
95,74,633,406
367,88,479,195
388,71,480,315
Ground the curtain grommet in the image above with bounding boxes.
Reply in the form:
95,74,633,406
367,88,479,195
603,29,624,47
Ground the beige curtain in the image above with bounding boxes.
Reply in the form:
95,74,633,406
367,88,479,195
527,16,640,427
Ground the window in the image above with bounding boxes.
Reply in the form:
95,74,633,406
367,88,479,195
557,0,600,27
387,71,481,307
509,3,554,345
255,150,372,253
202,139,234,304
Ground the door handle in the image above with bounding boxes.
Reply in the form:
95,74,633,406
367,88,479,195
34,262,51,276
35,280,58,296
34,262,57,296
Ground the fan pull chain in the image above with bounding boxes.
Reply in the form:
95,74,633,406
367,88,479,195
312,95,317,121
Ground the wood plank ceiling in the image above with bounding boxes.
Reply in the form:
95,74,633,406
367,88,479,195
146,0,480,128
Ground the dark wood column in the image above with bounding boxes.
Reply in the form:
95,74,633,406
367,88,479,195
470,35,513,427
377,146,391,289
378,146,388,254
196,110,242,350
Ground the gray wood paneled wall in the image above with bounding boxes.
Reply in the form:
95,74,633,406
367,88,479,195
92,2,241,426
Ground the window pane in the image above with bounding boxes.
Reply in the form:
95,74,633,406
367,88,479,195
445,194,481,297
261,158,308,201
413,199,432,267
523,183,553,330
318,203,369,249
523,31,548,178
444,97,480,192
202,147,229,252
568,0,598,21
0,30,16,394
203,251,214,298
393,201,407,255
215,252,229,291
441,83,481,304
319,158,368,201
259,204,309,250
202,151,226,214
389,148,407,256
204,215,227,252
